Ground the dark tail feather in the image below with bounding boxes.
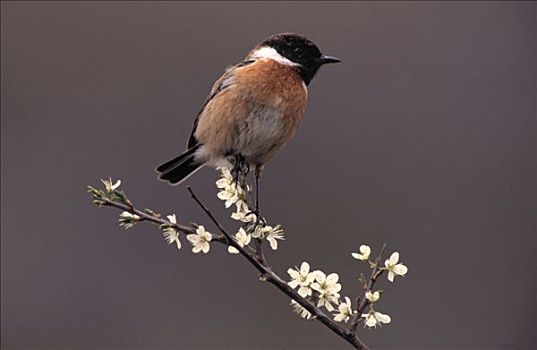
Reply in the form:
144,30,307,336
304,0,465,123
156,145,203,185
156,146,197,172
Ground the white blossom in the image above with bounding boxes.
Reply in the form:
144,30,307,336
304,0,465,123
215,168,234,189
217,184,242,208
101,177,121,192
228,228,251,254
287,262,316,297
230,200,256,223
317,291,340,312
385,252,408,282
333,297,354,323
351,245,371,261
216,169,244,208
365,290,380,303
250,224,283,243
362,310,391,328
118,211,140,229
186,225,212,254
162,214,181,250
290,299,313,320
311,271,341,312
264,225,284,250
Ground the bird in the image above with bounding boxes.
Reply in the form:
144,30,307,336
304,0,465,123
156,32,339,214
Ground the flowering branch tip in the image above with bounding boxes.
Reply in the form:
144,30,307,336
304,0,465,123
88,171,409,350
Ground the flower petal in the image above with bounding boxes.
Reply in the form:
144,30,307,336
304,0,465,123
298,286,311,297
288,269,299,279
310,283,321,292
326,273,339,285
375,312,391,324
300,262,310,274
312,270,325,282
111,179,121,190
267,237,277,250
394,264,408,276
166,214,176,223
334,314,345,322
364,314,377,328
228,246,239,254
305,273,316,284
387,271,395,282
288,280,300,289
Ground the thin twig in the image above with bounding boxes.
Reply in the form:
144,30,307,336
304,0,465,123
350,243,386,332
187,187,244,249
101,197,226,242
186,187,369,350
253,237,266,264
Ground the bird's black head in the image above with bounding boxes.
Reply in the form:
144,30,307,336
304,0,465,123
252,33,340,85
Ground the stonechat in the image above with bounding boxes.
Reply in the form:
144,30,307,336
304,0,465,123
156,33,339,209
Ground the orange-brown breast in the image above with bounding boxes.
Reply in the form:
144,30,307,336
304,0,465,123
194,59,308,166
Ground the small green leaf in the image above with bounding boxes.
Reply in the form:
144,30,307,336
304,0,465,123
112,190,133,206
190,222,199,229
144,208,160,217
92,199,105,207
87,185,102,197
358,273,367,289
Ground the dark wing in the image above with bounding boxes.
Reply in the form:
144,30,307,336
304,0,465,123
187,60,255,149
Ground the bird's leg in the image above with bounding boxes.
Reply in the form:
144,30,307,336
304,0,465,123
231,155,241,182
255,171,260,215
251,167,267,263
247,166,266,228
232,154,248,184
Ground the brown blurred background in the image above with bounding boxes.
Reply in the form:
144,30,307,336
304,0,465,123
1,1,535,349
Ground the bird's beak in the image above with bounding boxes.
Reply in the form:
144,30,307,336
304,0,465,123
319,55,341,65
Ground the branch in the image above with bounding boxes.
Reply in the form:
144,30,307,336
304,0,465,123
186,186,369,350
350,244,386,332
98,193,226,242
89,181,374,350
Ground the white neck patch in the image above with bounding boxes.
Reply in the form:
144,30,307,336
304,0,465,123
249,46,301,66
